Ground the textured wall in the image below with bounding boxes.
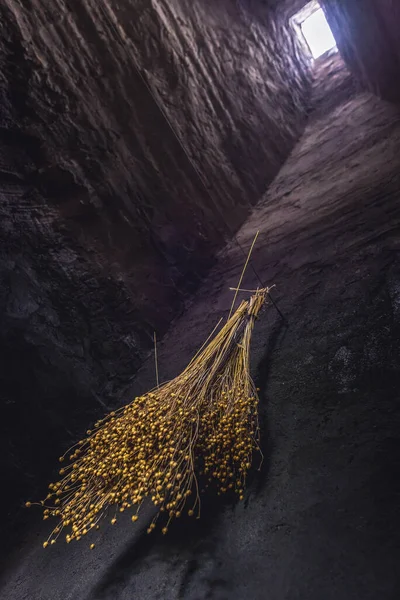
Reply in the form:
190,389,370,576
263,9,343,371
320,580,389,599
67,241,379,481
321,0,400,102
274,0,310,18
131,0,312,210
0,0,311,526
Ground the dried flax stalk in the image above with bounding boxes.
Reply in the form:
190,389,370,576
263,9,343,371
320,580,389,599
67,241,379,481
26,288,271,549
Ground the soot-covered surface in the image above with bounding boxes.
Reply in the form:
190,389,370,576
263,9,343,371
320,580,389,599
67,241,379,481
2,54,400,599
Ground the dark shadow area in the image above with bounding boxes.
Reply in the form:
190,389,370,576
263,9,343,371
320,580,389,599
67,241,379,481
88,492,240,599
250,314,289,497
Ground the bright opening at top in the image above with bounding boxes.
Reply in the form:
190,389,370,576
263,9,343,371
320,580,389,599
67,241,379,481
301,8,337,59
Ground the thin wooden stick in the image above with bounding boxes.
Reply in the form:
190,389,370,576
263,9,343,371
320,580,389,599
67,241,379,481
229,285,276,294
228,231,259,320
154,332,159,389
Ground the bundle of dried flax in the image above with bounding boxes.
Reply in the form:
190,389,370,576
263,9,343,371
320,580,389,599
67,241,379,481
26,237,272,549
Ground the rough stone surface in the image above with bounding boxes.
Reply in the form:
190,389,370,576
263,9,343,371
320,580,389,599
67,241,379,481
0,0,311,529
2,53,400,599
321,0,400,102
275,0,310,18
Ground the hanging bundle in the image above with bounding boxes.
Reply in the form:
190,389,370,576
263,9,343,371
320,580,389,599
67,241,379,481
26,288,270,548
26,235,272,548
